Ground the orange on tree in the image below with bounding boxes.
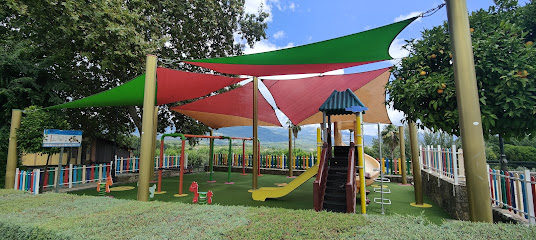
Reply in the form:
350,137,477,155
437,89,443,94
441,83,446,89
420,71,427,76
431,54,437,59
526,41,533,46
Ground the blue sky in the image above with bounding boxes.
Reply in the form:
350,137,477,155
232,0,529,135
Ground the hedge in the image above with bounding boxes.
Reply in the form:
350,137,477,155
0,190,534,239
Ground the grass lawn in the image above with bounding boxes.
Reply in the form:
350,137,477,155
71,172,452,224
3,189,534,239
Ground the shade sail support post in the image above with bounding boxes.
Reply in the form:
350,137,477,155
252,76,259,190
137,55,158,202
446,0,492,222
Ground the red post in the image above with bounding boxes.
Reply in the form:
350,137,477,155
30,171,34,193
179,139,186,195
90,165,95,182
64,166,69,186
126,158,130,172
158,139,164,192
43,170,48,189
505,171,512,212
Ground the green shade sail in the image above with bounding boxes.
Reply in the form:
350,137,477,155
45,68,245,110
184,17,417,76
46,75,146,109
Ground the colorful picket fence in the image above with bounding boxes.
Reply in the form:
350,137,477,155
420,145,464,185
488,167,536,225
212,153,317,170
380,158,412,175
14,168,40,194
14,162,112,195
114,155,185,174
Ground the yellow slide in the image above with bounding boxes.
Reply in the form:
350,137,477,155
361,154,381,186
252,165,319,201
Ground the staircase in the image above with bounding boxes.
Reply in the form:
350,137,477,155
322,146,355,213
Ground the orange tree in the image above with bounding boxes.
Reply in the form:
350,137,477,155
387,0,536,139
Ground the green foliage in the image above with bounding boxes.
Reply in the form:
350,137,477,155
504,144,536,162
1,189,535,239
1,0,268,142
17,106,70,155
381,125,399,160
422,130,460,148
387,1,536,138
185,150,207,169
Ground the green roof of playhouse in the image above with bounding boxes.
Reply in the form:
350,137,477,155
319,89,367,115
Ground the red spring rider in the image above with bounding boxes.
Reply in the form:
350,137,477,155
189,181,213,204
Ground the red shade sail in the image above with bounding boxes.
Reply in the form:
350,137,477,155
171,82,282,129
46,67,246,109
263,67,392,125
156,67,246,105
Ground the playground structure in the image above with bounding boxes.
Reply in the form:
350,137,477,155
251,89,378,214
157,133,253,196
189,181,213,204
96,175,113,197
4,1,502,222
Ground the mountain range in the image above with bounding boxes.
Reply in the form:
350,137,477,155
212,126,376,150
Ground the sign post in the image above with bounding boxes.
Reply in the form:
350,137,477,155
43,129,82,193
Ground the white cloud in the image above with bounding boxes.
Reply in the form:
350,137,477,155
307,35,312,42
289,2,296,11
394,11,423,22
244,40,294,54
364,26,371,31
244,0,273,22
273,30,285,39
387,103,405,127
388,38,410,65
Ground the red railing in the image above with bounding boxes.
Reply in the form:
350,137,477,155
313,142,330,211
345,143,357,213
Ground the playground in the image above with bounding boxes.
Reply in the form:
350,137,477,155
70,171,452,224
4,1,536,239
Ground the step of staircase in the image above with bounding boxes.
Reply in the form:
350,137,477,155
323,200,347,213
324,192,346,202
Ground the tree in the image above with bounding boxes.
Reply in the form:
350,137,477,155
387,0,536,139
1,0,268,140
381,125,399,161
1,1,268,186
286,120,302,156
17,106,71,190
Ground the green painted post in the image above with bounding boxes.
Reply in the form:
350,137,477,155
222,136,233,184
208,130,215,182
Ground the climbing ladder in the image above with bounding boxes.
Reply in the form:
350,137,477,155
373,123,391,214
373,159,392,214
